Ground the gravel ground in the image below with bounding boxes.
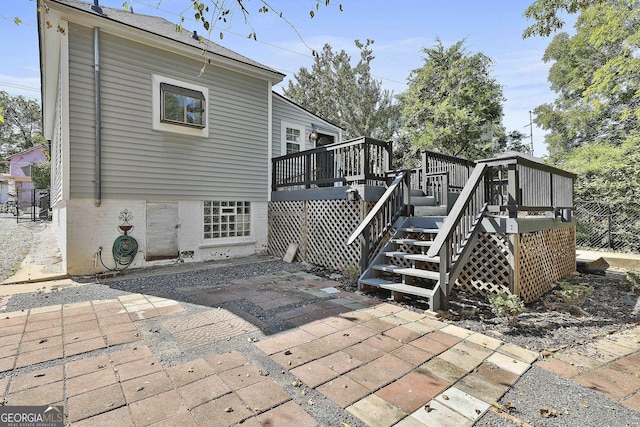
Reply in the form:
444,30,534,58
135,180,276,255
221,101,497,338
0,217,40,282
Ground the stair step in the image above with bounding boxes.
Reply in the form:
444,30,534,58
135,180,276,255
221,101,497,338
373,264,440,280
409,189,426,197
411,196,437,206
384,252,440,263
414,206,448,217
360,278,436,299
398,227,440,234
391,239,433,247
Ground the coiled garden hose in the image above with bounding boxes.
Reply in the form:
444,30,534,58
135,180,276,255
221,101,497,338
98,234,138,271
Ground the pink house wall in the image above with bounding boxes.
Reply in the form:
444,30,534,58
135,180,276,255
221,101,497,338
8,145,48,177
5,145,49,204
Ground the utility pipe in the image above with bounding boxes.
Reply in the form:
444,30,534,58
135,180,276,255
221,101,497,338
94,26,102,207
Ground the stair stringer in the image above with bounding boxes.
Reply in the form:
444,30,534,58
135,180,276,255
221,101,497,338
358,216,411,285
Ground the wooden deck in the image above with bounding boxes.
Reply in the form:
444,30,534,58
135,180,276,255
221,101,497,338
270,144,576,310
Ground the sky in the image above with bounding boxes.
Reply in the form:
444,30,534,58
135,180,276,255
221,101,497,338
0,0,575,156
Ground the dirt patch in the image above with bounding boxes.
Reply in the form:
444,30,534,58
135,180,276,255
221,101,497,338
308,266,640,353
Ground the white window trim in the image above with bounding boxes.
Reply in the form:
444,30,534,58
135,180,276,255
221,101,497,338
152,74,209,137
281,121,305,155
313,129,340,147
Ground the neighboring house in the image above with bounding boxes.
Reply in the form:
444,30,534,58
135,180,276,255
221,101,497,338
1,145,49,205
38,0,343,274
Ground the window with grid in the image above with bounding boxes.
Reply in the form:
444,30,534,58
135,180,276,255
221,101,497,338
285,127,301,154
203,201,251,239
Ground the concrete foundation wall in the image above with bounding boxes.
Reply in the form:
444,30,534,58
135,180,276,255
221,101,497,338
59,199,269,275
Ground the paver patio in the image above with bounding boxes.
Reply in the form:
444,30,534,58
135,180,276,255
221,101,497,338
1,271,640,426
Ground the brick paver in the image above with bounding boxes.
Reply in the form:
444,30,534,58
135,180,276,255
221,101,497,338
3,271,640,426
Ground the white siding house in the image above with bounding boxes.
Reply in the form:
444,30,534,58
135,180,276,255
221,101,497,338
38,0,342,274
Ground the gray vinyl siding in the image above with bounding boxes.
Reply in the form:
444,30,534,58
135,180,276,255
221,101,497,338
272,96,312,158
67,23,269,201
271,95,341,158
51,72,64,206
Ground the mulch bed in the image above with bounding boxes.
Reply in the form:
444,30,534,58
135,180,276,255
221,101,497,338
308,266,640,353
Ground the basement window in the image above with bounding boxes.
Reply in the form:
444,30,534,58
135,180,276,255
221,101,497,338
203,201,251,240
160,83,205,128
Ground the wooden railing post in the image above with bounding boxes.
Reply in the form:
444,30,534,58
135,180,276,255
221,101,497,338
304,152,312,189
507,164,519,218
442,173,449,211
363,140,371,182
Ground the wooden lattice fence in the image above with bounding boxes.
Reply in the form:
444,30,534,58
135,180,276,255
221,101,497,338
268,200,371,270
456,226,576,302
457,232,511,296
517,227,576,302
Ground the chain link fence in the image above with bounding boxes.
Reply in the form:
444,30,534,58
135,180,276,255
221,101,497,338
576,201,640,253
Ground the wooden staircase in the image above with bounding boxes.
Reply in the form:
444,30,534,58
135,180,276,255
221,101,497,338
348,162,489,312
360,216,444,306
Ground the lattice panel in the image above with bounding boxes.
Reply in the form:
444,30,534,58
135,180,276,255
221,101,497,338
268,201,304,259
517,227,576,303
455,232,511,296
305,200,363,269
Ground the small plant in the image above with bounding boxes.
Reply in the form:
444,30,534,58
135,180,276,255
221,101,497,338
555,282,593,307
487,292,525,327
623,270,640,294
337,262,360,285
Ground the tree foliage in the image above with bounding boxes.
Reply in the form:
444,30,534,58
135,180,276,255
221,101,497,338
283,39,398,140
31,161,51,190
398,39,505,160
165,0,341,49
563,137,640,250
533,1,640,161
0,91,45,172
504,130,533,154
522,0,604,38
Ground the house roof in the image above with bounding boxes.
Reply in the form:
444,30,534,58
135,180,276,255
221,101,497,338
45,0,285,81
7,145,48,160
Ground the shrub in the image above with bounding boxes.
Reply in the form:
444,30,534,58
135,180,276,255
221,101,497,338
623,270,640,294
487,292,525,327
555,282,593,307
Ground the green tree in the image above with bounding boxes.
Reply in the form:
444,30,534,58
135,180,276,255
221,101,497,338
564,137,640,250
0,91,45,172
523,0,604,38
505,130,532,154
532,1,640,161
398,39,505,160
283,39,398,140
31,161,51,190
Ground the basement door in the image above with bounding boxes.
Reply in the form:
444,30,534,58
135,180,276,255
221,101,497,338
145,201,179,261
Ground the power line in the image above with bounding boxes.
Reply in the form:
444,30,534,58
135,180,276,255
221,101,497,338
0,82,40,92
127,0,407,88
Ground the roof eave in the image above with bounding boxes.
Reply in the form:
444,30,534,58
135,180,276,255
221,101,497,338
47,1,285,84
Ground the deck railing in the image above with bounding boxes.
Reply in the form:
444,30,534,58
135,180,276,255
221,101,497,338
419,151,475,207
272,137,392,191
346,171,410,272
478,152,576,218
